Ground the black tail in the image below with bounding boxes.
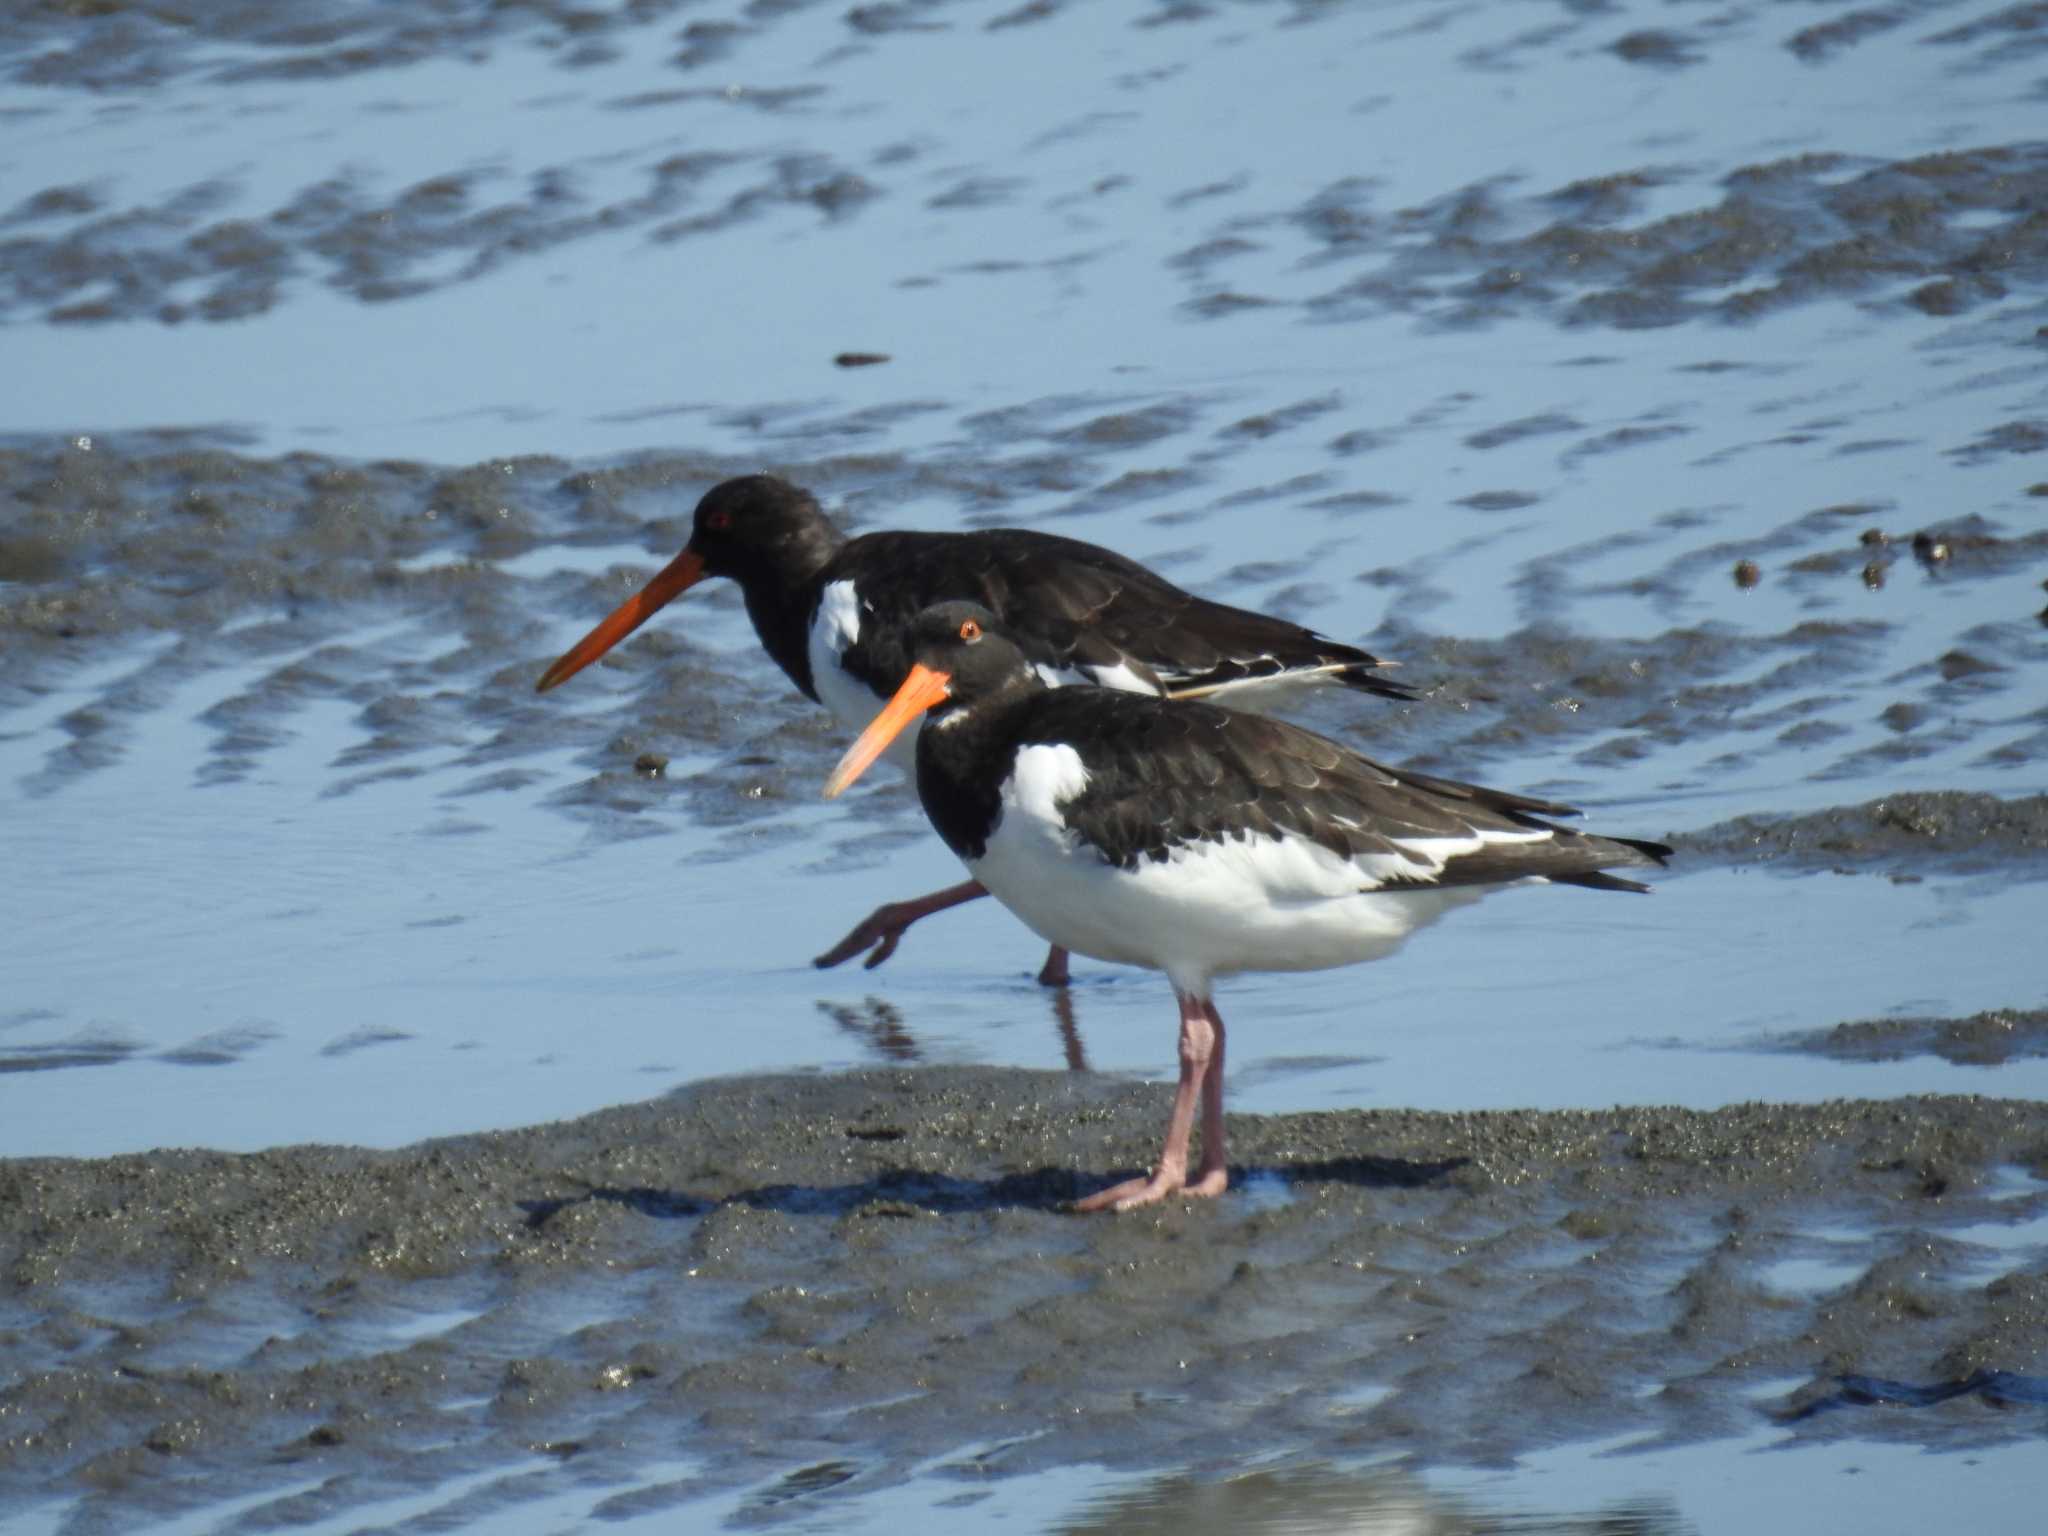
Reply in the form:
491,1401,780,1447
1614,835,1676,865
1552,870,1653,894
1551,837,1673,894
1336,662,1421,703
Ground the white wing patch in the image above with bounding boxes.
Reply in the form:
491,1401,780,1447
809,579,921,774
1166,660,1344,708
1031,659,1161,696
1381,826,1553,877
1077,659,1161,696
1003,741,1093,822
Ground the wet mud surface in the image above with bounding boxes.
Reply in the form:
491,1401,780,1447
1771,1007,2048,1067
1672,791,2048,876
4,1069,2048,1530
4,439,2045,836
6,7,2048,333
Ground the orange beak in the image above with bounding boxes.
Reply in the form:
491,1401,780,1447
535,548,707,692
822,663,953,799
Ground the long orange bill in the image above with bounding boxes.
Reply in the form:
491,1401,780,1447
822,663,953,799
535,548,708,692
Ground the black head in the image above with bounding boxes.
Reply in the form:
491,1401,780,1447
821,601,1043,799
534,473,842,693
901,601,1041,710
686,475,840,585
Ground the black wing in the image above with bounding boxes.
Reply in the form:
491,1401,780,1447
829,528,1413,703
1011,689,1669,891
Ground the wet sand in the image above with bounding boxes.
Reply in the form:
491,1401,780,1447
5,438,2045,816
1776,1008,2048,1068
4,1069,2046,1530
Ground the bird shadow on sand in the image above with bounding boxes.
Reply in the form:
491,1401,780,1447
519,1152,1466,1229
519,1184,713,1228
1260,1152,1468,1190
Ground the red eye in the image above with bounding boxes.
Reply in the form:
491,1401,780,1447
960,619,981,641
706,510,732,531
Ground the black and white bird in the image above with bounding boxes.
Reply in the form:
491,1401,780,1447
536,475,1413,984
823,601,1671,1213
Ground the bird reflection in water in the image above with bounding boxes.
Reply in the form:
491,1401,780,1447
815,988,1095,1072
1049,986,1089,1071
815,997,918,1062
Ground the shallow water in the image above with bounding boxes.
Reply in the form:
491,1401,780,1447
5,628,2044,1158
3,0,2047,1530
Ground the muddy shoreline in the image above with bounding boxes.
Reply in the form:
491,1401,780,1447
4,1067,2046,1528
6,434,2046,860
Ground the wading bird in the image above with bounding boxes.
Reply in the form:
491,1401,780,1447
824,601,1669,1212
538,475,1413,985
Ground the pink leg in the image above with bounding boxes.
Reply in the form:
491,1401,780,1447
1193,997,1228,1190
813,882,1073,986
1075,991,1230,1213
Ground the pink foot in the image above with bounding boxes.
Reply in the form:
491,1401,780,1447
1073,992,1230,1213
812,899,918,971
1073,1164,1228,1213
812,879,989,972
1036,945,1071,988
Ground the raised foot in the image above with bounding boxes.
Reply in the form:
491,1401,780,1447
813,902,918,971
1072,1165,1229,1213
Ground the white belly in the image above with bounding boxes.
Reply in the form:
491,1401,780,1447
964,743,1488,995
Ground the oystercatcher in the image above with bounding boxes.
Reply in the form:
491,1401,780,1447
536,475,1414,985
823,601,1670,1213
